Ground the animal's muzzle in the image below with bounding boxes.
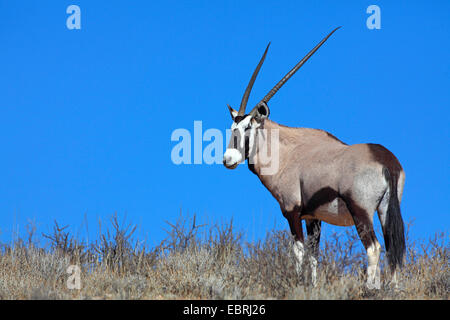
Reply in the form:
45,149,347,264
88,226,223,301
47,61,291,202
223,148,242,169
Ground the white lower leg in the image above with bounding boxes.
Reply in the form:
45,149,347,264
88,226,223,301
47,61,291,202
366,241,381,289
309,255,318,286
293,241,304,275
391,268,399,288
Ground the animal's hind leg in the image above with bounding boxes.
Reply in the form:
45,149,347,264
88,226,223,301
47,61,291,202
343,198,381,289
306,219,321,286
284,209,304,276
377,190,401,288
377,194,397,287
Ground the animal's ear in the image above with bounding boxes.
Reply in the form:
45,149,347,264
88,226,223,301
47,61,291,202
252,102,270,121
227,104,238,120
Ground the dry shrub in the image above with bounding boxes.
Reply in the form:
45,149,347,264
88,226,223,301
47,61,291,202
0,213,447,300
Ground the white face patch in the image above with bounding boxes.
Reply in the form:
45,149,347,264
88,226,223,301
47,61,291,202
224,115,261,168
223,148,242,168
231,115,253,149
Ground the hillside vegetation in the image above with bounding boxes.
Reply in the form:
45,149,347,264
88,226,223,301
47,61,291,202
0,214,448,299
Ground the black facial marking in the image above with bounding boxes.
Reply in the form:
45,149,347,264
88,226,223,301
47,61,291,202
227,116,255,162
244,131,250,159
233,134,239,149
258,105,267,116
234,115,245,123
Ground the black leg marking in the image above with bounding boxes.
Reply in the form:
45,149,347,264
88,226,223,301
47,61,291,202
306,219,321,257
284,209,304,242
342,196,377,250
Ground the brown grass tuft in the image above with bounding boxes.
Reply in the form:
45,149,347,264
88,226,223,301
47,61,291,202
0,213,448,300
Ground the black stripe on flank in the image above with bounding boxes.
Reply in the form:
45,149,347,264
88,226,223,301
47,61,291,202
302,187,339,216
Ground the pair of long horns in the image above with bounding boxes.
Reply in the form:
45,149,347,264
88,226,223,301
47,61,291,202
237,27,341,116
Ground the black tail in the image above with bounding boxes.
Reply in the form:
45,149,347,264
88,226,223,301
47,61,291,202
383,168,406,270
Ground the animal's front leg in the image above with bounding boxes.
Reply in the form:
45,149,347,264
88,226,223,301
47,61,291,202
293,240,304,276
284,209,305,276
306,219,322,287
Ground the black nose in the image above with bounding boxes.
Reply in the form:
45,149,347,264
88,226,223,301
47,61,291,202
223,155,231,165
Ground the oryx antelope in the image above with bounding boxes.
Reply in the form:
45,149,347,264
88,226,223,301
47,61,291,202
223,27,406,289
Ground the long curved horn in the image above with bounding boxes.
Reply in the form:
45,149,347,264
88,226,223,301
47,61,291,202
256,27,340,108
238,42,271,116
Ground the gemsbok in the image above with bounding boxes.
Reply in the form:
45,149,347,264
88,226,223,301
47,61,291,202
222,27,406,289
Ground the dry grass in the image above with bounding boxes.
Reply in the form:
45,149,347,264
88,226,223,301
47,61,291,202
0,213,448,300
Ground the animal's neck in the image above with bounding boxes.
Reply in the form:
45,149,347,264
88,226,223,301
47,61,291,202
247,119,346,177
247,119,297,177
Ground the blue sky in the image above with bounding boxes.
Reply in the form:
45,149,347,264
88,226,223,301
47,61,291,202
0,1,448,246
